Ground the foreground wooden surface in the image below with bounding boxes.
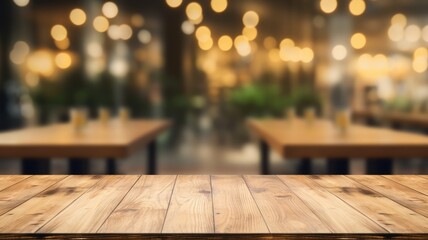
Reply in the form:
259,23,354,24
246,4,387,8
248,119,428,158
0,175,427,237
0,120,170,158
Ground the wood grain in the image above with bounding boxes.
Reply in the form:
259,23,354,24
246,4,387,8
312,175,428,233
248,119,428,158
0,175,427,236
38,175,139,233
384,175,428,196
99,175,176,233
0,175,100,233
278,175,386,233
0,176,30,192
349,175,428,218
244,175,330,233
0,120,170,158
212,175,269,233
0,175,66,216
162,175,213,233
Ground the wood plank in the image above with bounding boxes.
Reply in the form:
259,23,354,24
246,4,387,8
0,175,101,233
312,175,428,233
243,175,330,233
162,175,213,233
278,176,386,233
385,175,428,196
38,175,139,233
99,175,176,233
348,175,428,218
0,176,31,192
211,175,269,233
0,175,66,216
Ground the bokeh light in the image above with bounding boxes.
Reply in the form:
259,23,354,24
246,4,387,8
182,21,195,35
166,0,182,8
69,8,86,26
211,0,228,13
13,0,29,7
55,38,70,50
350,33,366,49
27,50,55,77
243,11,259,28
102,2,119,19
51,25,67,41
138,30,152,44
332,45,347,60
320,0,337,14
349,0,366,16
93,16,109,33
404,25,421,43
242,27,258,41
55,52,72,69
218,35,233,51
186,2,203,21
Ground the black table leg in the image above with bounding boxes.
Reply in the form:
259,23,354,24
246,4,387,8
22,158,51,174
366,158,393,175
297,158,311,174
106,158,117,174
147,140,157,175
326,158,350,174
69,158,90,175
260,141,270,175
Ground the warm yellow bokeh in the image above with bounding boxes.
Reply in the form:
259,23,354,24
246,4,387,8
242,27,258,41
349,0,365,16
27,50,55,77
69,8,86,26
51,25,67,41
198,38,214,51
234,35,251,56
211,0,227,13
196,26,211,42
165,0,183,8
102,2,119,19
243,11,259,28
320,0,337,14
218,35,233,51
93,16,109,33
391,13,407,27
280,38,295,49
301,47,314,63
186,2,203,21
55,38,70,50
55,52,72,69
350,33,366,49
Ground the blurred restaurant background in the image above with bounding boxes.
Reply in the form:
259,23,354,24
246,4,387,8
1,0,428,174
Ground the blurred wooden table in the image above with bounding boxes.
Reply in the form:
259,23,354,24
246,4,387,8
0,175,427,239
0,120,170,174
248,119,428,174
353,108,428,129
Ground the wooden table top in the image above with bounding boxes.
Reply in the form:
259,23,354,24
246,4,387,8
248,119,428,158
353,108,428,129
0,175,427,238
0,120,170,158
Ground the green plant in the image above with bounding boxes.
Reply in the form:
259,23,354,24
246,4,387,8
228,83,289,117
